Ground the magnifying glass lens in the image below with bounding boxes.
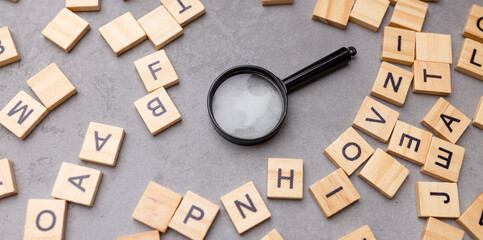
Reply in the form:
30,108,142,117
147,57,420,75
211,73,284,140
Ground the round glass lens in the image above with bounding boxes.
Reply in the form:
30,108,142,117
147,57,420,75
211,73,284,140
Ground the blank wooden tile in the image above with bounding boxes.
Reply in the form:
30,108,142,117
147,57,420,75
387,120,432,166
462,4,483,43
51,162,103,207
42,8,90,52
220,181,271,234
349,0,389,32
261,229,284,240
455,38,483,81
359,148,409,199
23,199,67,240
352,96,400,143
309,168,360,218
412,61,451,96
79,122,125,167
456,193,483,240
338,225,376,240
370,61,413,107
416,32,452,64
421,137,465,183
312,0,354,30
66,0,100,11
415,181,460,218
117,231,160,240
168,191,219,240
421,98,471,144
0,91,48,140
99,12,147,56
134,50,179,93
389,0,428,32
138,6,183,50
160,0,205,27
134,87,181,136
267,158,303,199
324,127,374,176
26,63,77,111
474,96,483,129
381,26,416,66
262,0,292,6
0,158,17,199
420,217,464,240
0,26,20,67
132,181,182,233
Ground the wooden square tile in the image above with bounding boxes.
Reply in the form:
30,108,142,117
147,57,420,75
42,8,90,52
132,181,182,233
138,6,183,50
26,63,77,111
134,87,181,136
338,225,376,240
462,4,483,43
267,158,303,199
455,38,483,81
312,0,354,30
0,91,48,140
421,98,471,144
66,0,100,11
134,50,179,93
415,181,460,218
117,231,160,240
389,0,428,32
456,193,483,240
370,61,413,106
412,61,451,96
220,181,271,234
23,199,67,240
421,137,465,183
349,0,389,32
416,32,452,64
352,96,400,143
309,168,360,218
474,96,483,129
99,12,147,56
0,158,17,199
79,122,125,167
168,191,220,240
381,26,416,66
387,120,432,165
0,26,20,67
51,162,103,207
261,229,284,240
262,0,292,6
160,0,205,27
420,217,464,240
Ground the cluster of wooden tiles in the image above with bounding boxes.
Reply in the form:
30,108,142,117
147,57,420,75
457,4,483,81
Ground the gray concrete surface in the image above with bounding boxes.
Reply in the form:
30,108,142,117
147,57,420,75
0,0,482,239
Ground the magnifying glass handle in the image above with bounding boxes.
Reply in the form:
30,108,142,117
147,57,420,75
282,46,357,93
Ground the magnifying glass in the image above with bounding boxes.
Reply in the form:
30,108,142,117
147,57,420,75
207,46,357,145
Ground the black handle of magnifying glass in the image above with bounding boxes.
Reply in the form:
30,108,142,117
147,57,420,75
282,46,357,93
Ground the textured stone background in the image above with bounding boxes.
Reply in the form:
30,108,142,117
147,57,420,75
0,0,482,239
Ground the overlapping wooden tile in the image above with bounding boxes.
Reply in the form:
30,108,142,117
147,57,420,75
389,0,428,32
474,96,483,129
66,0,100,11
381,26,416,65
416,32,452,64
99,12,147,56
415,181,460,218
455,38,483,81
267,158,303,199
134,50,179,93
160,0,205,27
0,26,20,67
138,6,183,50
79,122,125,167
420,217,464,240
387,120,432,166
117,231,160,240
42,8,90,52
349,0,389,32
412,61,451,96
456,193,483,240
338,225,376,240
312,0,354,30
370,61,413,106
0,158,17,199
23,199,67,240
462,4,483,43
421,137,465,183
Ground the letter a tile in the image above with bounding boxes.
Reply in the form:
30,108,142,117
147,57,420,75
79,122,125,167
23,199,67,240
387,120,432,166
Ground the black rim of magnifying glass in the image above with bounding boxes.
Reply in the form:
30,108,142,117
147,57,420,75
207,65,289,145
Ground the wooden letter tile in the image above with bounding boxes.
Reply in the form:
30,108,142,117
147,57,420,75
381,26,416,66
474,96,483,129
26,63,77,111
220,181,271,234
352,96,400,143
359,148,409,199
0,26,20,67
462,4,483,43
99,12,147,56
134,87,181,135
66,0,100,11
312,0,354,30
387,120,432,165
309,168,360,218
51,162,103,207
267,158,303,199
160,0,205,27
338,225,376,240
168,191,219,240
370,61,413,106
420,217,464,240
389,0,428,32
79,122,125,167
262,0,292,6
117,231,160,240
324,127,374,176
349,0,389,32
134,50,179,93
0,158,17,199
23,199,67,240
421,137,465,183
261,229,284,240
412,61,451,96
132,181,182,233
138,6,183,50
42,8,90,53
456,193,483,240
415,181,460,218
455,38,483,81
416,32,453,64
0,91,48,140
421,98,471,143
